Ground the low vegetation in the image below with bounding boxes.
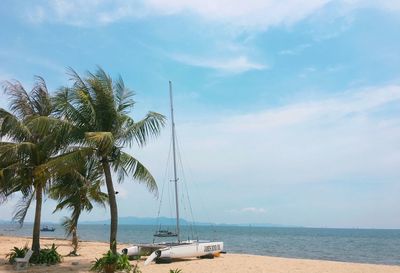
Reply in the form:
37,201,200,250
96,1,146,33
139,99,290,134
169,269,183,273
6,243,61,265
90,250,131,273
6,245,29,264
32,244,62,265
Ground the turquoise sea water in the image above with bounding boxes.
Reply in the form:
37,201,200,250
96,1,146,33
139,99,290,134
1,224,399,265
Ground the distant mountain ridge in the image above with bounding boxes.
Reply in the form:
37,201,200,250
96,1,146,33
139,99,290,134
80,216,286,227
80,216,210,226
0,216,289,227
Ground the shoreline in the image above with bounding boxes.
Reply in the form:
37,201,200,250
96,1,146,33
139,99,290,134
1,235,400,273
1,234,397,267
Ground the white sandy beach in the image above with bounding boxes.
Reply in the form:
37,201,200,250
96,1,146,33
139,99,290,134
0,235,399,273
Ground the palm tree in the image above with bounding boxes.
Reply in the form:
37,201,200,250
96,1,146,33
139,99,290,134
0,77,73,257
49,158,108,255
51,67,165,252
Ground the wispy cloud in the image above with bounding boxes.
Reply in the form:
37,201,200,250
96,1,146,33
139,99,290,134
135,85,400,192
230,207,267,214
171,54,267,74
24,0,328,29
23,0,400,29
222,85,400,132
279,43,312,55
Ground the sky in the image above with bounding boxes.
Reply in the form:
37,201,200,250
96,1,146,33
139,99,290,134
0,0,400,229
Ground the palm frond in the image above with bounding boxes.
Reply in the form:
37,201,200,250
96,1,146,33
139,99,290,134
12,190,35,226
0,142,36,163
0,108,32,141
87,68,117,131
2,80,35,119
61,216,76,237
113,151,158,195
114,76,135,113
35,147,94,178
27,116,81,149
52,87,90,127
31,76,52,116
118,112,165,147
85,132,114,155
66,67,90,95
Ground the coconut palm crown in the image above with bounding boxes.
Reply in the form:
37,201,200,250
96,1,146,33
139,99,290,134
50,158,108,255
0,77,71,256
51,67,165,252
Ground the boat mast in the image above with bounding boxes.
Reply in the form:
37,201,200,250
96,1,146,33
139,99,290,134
169,81,180,242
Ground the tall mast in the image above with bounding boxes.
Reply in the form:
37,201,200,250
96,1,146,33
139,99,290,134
169,81,180,242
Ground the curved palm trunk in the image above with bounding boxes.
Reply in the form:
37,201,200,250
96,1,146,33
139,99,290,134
71,227,78,255
70,211,80,255
32,185,42,257
102,158,118,253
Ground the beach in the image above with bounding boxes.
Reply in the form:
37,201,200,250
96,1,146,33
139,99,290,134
0,235,399,273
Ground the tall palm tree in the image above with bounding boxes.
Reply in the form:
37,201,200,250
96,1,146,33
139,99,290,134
50,67,165,252
0,77,73,257
49,158,108,255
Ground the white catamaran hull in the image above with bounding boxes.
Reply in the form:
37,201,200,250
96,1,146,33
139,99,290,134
123,241,224,265
144,241,224,265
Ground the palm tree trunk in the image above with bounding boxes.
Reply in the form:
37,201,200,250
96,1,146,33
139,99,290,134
102,158,118,253
71,227,78,255
32,185,42,257
71,210,80,255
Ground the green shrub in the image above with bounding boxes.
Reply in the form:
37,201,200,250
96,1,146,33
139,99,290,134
169,269,182,273
91,250,131,273
34,243,62,265
6,245,29,264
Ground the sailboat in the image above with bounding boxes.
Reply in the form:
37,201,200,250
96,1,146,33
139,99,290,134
122,82,224,265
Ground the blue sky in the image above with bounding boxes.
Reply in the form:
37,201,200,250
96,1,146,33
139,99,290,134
1,0,400,228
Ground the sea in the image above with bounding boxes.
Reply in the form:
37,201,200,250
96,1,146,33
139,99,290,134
1,223,399,265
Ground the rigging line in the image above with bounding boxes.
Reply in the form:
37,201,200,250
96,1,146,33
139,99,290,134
174,131,216,235
155,136,173,235
174,130,197,239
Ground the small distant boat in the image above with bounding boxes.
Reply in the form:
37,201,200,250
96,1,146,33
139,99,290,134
40,226,55,232
153,230,178,237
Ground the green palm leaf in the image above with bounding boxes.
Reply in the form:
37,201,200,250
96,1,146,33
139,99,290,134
113,151,158,194
0,108,32,141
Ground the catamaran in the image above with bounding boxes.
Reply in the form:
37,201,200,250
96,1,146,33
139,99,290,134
122,82,224,265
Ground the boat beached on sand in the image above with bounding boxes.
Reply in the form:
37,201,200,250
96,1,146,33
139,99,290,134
122,82,224,265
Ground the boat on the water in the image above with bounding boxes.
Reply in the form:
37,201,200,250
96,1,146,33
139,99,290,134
153,229,177,237
122,82,223,265
40,226,55,232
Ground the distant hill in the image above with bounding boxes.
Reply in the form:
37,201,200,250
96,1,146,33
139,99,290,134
80,216,288,227
80,216,212,226
216,222,296,228
0,216,289,228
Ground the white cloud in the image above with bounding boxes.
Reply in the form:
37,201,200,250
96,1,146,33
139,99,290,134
170,54,266,74
221,85,400,131
279,43,312,55
24,0,400,29
25,0,329,29
341,0,400,13
130,84,400,227
144,0,329,29
237,207,267,214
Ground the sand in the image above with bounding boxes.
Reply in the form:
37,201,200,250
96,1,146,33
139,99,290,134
0,235,399,273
